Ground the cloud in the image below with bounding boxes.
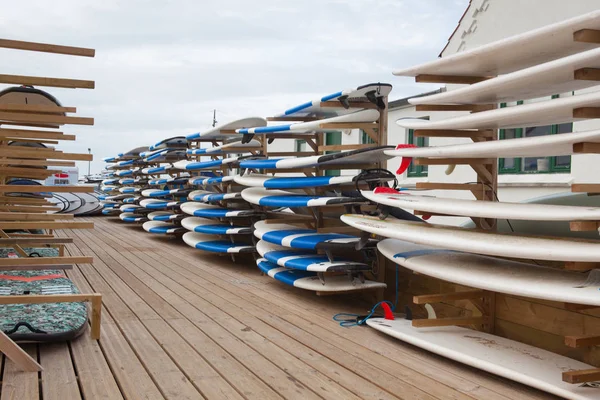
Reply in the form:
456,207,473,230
0,0,468,173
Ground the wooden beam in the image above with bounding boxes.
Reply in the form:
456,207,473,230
564,261,600,271
570,221,600,231
573,107,600,119
413,290,485,304
573,29,600,44
564,302,600,311
319,101,377,109
0,128,75,141
416,182,486,191
0,74,94,89
563,368,600,384
0,257,93,266
565,335,600,348
319,122,378,130
0,205,62,213
266,116,321,122
571,183,600,193
413,129,496,138
415,104,495,112
414,158,494,166
412,317,488,328
0,264,72,271
415,74,492,84
0,237,73,245
0,196,51,205
0,184,94,193
0,111,93,126
0,330,43,372
0,159,75,167
0,213,73,221
318,144,374,152
0,104,76,114
574,67,600,81
0,222,93,229
0,38,95,57
573,142,600,153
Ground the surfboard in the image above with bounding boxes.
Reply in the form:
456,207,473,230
101,178,119,185
173,156,240,171
119,204,144,213
141,165,172,175
118,187,140,194
182,232,255,253
121,196,139,204
256,240,371,272
253,220,368,250
234,174,356,189
119,212,147,223
180,202,260,218
149,176,190,186
187,139,261,155
139,198,181,210
378,238,600,307
341,214,600,262
102,208,120,215
393,10,600,77
141,188,190,198
362,187,600,221
273,83,393,118
239,146,393,170
0,269,88,342
366,316,598,400
188,190,241,202
147,211,184,222
115,168,140,177
410,48,600,105
142,221,186,235
143,149,187,162
148,136,187,151
385,128,600,164
396,90,600,130
181,217,252,235
257,259,386,292
241,187,365,207
186,117,267,141
188,175,235,186
237,109,380,134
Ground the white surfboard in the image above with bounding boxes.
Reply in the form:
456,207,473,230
256,240,371,272
378,239,600,306
273,83,393,118
186,117,267,141
241,187,365,208
188,175,235,186
410,48,600,105
394,10,600,77
142,220,186,235
173,156,240,171
188,190,241,202
362,187,600,221
148,136,187,151
187,139,261,155
182,232,255,253
239,146,393,170
257,259,386,292
147,211,183,222
237,109,379,134
181,217,251,235
397,90,600,130
119,212,147,223
385,128,600,161
341,214,600,262
366,317,597,400
139,198,180,210
180,202,259,218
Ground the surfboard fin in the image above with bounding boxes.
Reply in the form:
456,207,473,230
380,302,394,320
365,90,386,110
355,232,371,250
325,250,334,263
241,134,254,144
338,95,350,109
317,272,325,285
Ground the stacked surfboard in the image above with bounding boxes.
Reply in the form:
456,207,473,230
341,11,600,400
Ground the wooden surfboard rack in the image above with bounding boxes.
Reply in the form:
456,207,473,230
0,37,102,372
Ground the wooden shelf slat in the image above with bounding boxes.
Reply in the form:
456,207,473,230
573,29,600,44
414,158,494,166
0,256,93,266
0,74,94,89
564,335,600,348
0,104,76,114
413,129,496,138
412,317,488,328
0,185,94,193
413,290,485,304
415,104,495,112
572,142,600,153
415,74,492,84
571,183,600,193
563,368,600,384
416,182,486,191
0,111,93,126
0,38,95,57
574,67,600,81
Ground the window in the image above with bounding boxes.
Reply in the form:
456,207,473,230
295,139,307,153
325,131,341,176
499,96,572,174
406,129,428,177
361,129,375,145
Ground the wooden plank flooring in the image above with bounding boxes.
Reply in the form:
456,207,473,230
0,216,559,399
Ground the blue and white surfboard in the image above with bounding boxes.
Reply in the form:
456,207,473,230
101,178,119,186
256,240,370,272
186,139,261,155
102,208,120,215
122,196,139,204
181,217,252,235
256,259,386,292
188,190,241,203
173,156,240,171
119,204,143,213
139,198,182,210
141,165,172,175
147,211,184,222
182,232,255,253
142,188,190,198
186,117,267,141
148,136,187,151
119,187,140,194
180,202,260,218
188,175,235,186
234,174,356,189
142,221,186,235
241,187,364,208
119,212,147,223
148,176,190,186
253,220,367,250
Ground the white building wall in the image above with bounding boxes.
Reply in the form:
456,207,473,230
387,1,600,225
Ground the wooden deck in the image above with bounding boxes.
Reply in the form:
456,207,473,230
0,216,558,400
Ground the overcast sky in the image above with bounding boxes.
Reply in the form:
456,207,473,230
0,0,468,174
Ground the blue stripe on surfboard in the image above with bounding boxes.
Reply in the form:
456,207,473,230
257,260,315,284
192,224,249,235
321,90,343,102
193,240,253,253
264,252,333,270
186,132,201,140
263,176,337,189
262,229,314,245
393,249,456,259
148,226,178,233
187,148,209,155
151,214,177,221
258,195,323,207
192,209,237,218
145,166,167,174
122,198,136,204
182,160,223,170
282,91,343,116
289,234,353,250
238,125,292,134
239,159,283,169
